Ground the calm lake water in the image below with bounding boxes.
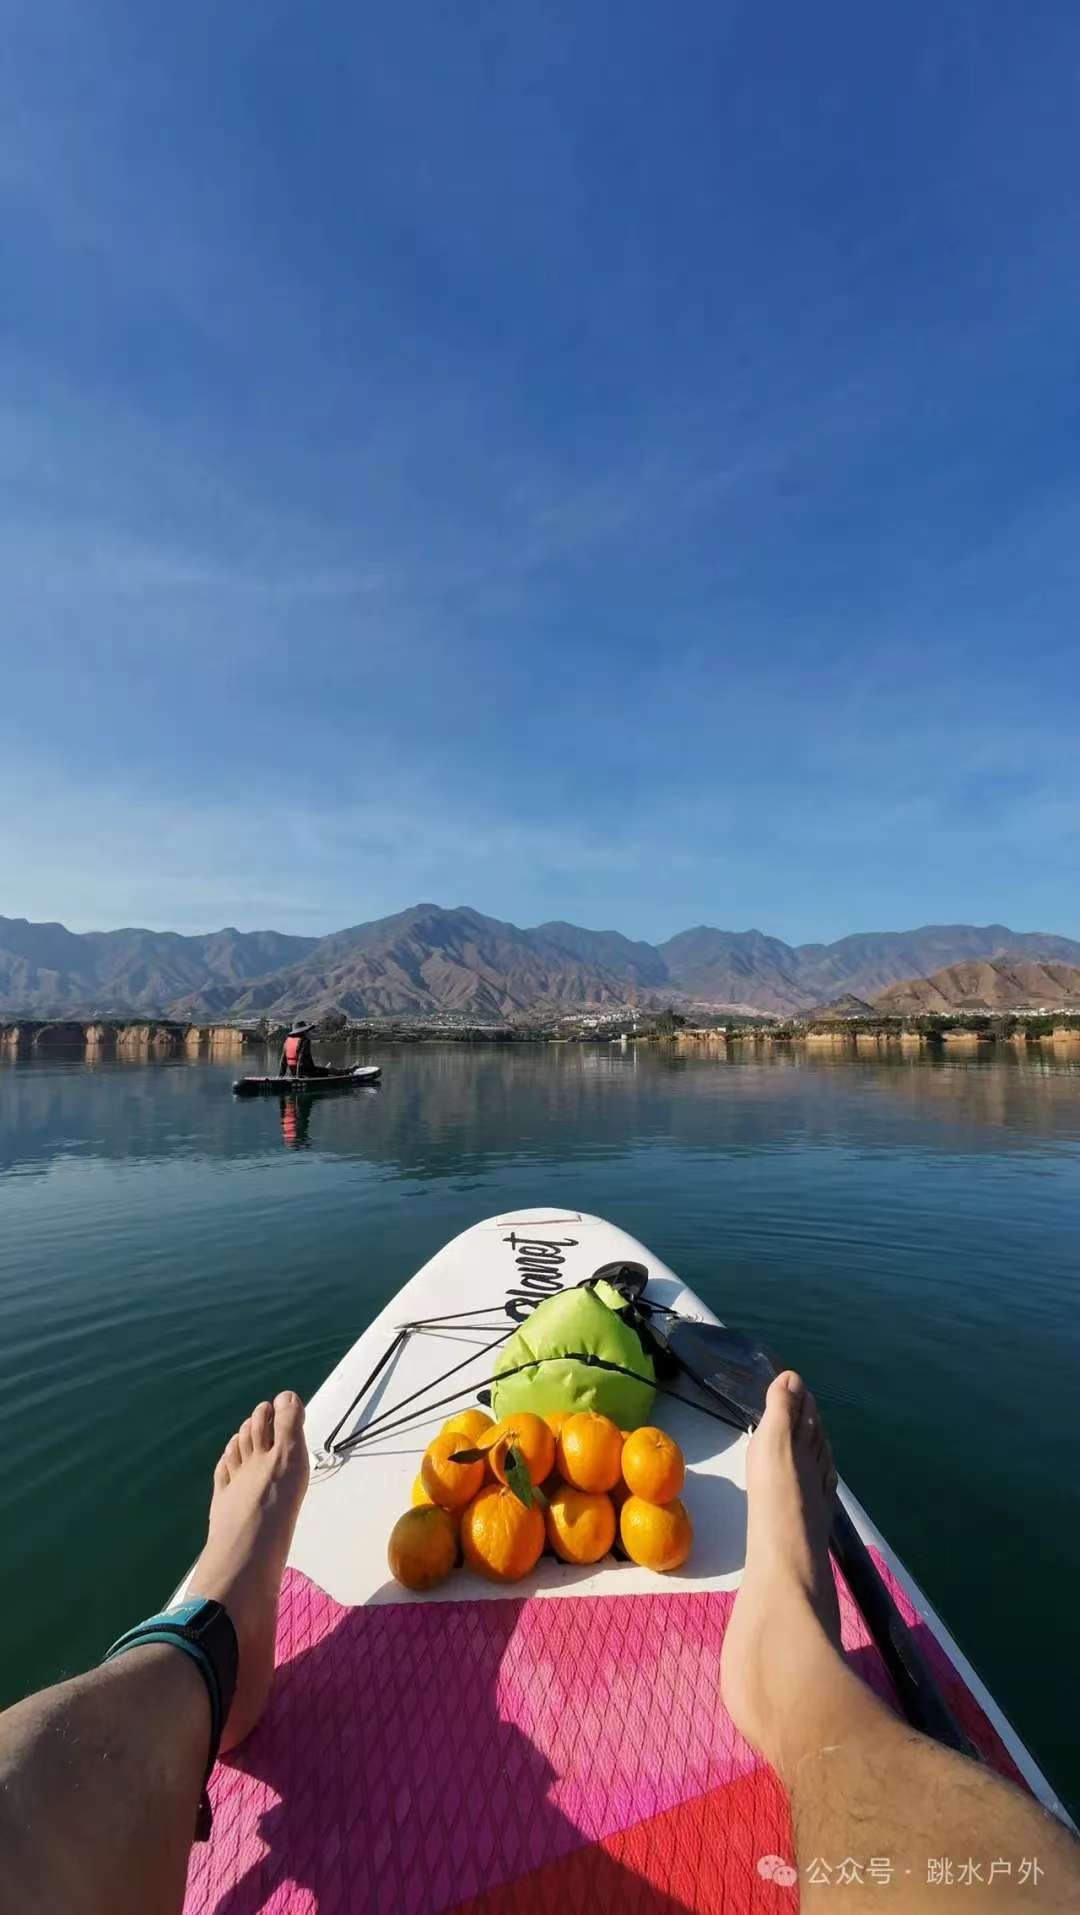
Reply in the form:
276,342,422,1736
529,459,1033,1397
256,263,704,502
1,1043,1078,1810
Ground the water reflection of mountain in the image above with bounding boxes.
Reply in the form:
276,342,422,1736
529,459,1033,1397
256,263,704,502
3,1044,1080,1184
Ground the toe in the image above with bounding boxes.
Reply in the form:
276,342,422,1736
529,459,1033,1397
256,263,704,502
794,1381,824,1447
251,1401,274,1452
272,1390,305,1443
238,1416,255,1461
214,1453,232,1491
763,1371,805,1433
223,1433,243,1475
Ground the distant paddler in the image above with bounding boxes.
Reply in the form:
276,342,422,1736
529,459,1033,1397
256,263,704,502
277,1019,331,1080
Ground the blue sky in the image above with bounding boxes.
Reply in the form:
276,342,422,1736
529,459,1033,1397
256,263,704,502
3,1,1079,943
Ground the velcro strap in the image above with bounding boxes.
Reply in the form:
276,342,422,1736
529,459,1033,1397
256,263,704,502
102,1602,238,1841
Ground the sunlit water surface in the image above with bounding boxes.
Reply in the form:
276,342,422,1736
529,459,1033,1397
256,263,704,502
2,1043,1077,1809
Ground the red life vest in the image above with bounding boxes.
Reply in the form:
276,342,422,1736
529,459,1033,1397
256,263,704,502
284,1034,303,1070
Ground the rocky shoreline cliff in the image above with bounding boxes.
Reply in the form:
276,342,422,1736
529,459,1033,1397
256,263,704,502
0,1021,264,1059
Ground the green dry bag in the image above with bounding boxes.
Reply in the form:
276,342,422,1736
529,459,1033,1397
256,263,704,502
491,1280,656,1427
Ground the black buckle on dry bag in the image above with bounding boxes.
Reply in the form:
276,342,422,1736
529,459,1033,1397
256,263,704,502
579,1261,648,1303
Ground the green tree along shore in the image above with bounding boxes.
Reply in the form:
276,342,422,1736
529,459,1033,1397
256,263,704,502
651,1008,688,1037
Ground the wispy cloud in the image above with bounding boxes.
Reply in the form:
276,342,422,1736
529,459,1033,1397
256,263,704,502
0,757,693,935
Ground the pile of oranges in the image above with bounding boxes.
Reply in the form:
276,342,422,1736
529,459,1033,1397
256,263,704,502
387,1404,693,1592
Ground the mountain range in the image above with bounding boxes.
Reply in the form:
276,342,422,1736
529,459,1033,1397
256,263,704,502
4,906,1080,1020
0,918,315,1018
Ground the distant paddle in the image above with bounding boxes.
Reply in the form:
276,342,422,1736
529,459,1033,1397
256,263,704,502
654,1318,979,1761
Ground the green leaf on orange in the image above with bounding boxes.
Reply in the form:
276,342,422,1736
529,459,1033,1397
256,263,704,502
503,1445,535,1509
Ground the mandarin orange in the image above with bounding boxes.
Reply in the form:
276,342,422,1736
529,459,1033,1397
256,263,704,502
421,1431,485,1511
387,1506,458,1590
442,1407,495,1444
556,1411,623,1493
619,1494,693,1572
481,1412,556,1487
621,1427,686,1505
461,1483,545,1582
544,1485,616,1565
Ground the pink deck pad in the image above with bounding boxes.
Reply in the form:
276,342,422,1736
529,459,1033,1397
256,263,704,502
183,1560,1018,1914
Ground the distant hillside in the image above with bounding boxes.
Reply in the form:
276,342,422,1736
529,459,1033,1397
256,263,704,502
803,994,878,1020
874,959,1080,1015
657,927,805,1012
658,922,1080,1013
0,917,316,1016
172,905,640,1021
4,906,1080,1019
532,922,669,988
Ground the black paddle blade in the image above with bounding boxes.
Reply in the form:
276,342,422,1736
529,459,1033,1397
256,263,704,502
662,1321,780,1430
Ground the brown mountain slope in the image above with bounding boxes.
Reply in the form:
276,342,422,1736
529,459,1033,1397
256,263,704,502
655,927,806,1011
874,959,1080,1014
801,994,878,1020
173,905,642,1021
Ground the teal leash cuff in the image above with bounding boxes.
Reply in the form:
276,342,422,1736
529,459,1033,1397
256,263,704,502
102,1599,239,1841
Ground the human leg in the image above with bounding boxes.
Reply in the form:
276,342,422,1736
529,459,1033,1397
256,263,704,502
721,1373,1080,1910
0,1391,308,1915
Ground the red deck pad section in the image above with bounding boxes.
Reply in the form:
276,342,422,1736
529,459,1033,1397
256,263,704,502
455,1768,796,1914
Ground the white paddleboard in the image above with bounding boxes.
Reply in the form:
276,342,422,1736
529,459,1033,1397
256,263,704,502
182,1209,1070,1915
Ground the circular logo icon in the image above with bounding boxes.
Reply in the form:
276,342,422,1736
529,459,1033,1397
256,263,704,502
757,1855,797,1889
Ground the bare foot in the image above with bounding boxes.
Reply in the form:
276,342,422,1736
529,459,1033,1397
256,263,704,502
188,1391,309,1750
721,1371,844,1779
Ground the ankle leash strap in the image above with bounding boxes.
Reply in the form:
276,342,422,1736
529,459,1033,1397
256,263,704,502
102,1598,239,1841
